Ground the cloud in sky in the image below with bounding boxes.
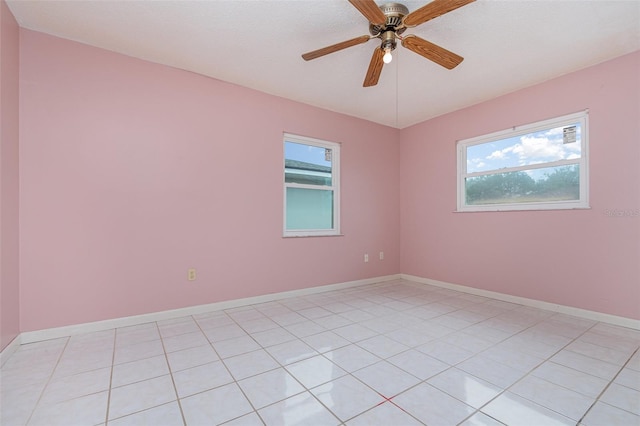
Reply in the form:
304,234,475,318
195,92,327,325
487,150,506,160
515,135,567,163
467,158,486,169
466,124,582,174
484,133,580,166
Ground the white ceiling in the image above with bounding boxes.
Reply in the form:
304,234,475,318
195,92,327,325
7,0,640,128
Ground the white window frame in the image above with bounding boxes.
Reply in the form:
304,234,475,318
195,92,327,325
457,111,589,212
283,133,341,237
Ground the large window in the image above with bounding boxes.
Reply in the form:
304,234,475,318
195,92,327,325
284,133,340,237
457,111,589,212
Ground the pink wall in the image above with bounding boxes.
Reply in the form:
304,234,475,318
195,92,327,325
400,51,640,320
0,0,20,351
18,30,400,332
14,28,640,334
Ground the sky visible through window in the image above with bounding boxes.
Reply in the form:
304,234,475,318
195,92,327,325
466,122,582,177
285,142,332,168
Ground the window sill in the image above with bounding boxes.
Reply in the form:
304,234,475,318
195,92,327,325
283,233,345,238
454,206,591,213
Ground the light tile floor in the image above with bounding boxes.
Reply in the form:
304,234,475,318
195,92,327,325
1,279,639,426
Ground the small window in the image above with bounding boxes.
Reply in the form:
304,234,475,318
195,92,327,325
284,133,340,237
457,111,589,212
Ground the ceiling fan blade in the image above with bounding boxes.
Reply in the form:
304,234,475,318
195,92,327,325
401,35,463,69
348,0,386,26
403,0,475,28
363,47,384,87
302,35,370,61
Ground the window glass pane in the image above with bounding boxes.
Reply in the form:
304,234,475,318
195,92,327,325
286,188,333,230
465,165,580,205
285,142,332,186
466,123,582,174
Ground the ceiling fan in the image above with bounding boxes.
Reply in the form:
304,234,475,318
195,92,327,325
302,0,475,87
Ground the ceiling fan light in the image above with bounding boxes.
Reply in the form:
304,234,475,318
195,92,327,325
383,48,393,64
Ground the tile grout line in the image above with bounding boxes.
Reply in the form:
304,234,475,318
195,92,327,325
308,285,519,424
305,290,492,424
107,322,199,423
160,287,471,424
115,298,413,424
576,345,640,425
104,329,117,425
458,315,602,423
23,336,70,426
219,308,276,424
352,283,526,423
156,320,188,426
220,301,392,425
226,304,350,426
194,311,266,425
461,315,640,423
409,294,555,410
436,310,601,425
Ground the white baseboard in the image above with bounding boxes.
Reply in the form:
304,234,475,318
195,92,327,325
19,274,401,344
0,334,22,367
9,271,638,351
401,274,640,330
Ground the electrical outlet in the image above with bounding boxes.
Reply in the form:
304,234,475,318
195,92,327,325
379,251,384,260
364,254,369,263
188,268,196,281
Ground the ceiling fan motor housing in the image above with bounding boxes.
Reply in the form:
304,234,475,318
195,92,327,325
369,2,410,36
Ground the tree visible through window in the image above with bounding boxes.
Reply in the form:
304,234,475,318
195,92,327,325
457,111,589,212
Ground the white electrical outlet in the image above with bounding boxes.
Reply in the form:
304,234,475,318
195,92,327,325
379,251,384,260
188,269,197,281
364,254,369,263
